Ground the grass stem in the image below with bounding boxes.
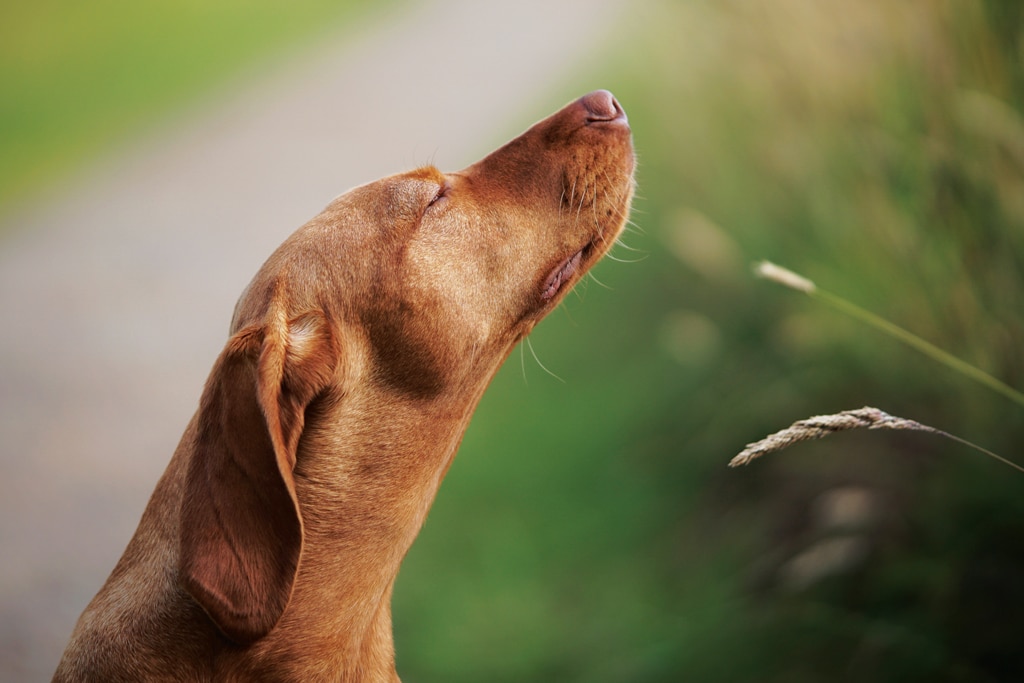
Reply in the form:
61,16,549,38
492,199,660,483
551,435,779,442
755,261,1024,410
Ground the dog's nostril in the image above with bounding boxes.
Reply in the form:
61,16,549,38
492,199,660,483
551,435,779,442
580,90,626,124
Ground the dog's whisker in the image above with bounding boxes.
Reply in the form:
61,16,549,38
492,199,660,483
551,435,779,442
586,271,613,290
602,250,647,264
605,198,633,228
605,253,648,264
606,171,630,207
619,218,644,236
574,183,589,226
612,238,645,253
518,342,529,385
561,281,587,307
524,336,565,383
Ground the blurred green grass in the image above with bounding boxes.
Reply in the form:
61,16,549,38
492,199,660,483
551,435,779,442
396,1,1024,681
0,0,384,211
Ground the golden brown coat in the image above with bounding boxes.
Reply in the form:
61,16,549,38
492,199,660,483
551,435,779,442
53,91,634,682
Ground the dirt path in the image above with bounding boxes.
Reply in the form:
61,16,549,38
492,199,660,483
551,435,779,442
0,1,632,678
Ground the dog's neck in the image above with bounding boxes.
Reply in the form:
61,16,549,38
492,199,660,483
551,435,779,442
252,379,491,678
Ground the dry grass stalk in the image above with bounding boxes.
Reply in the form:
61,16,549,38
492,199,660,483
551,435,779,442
754,260,816,293
730,406,1024,473
753,260,1024,410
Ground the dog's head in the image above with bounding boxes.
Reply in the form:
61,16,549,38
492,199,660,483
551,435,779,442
179,91,635,644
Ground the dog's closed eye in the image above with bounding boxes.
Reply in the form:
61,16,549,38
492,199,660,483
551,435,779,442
427,182,450,209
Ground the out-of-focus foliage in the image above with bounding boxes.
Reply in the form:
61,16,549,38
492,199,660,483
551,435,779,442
0,0,383,210
396,1,1024,681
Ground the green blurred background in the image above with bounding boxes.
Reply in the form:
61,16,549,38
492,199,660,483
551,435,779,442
4,0,1023,681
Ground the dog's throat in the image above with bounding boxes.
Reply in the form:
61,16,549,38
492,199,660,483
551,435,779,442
541,248,585,300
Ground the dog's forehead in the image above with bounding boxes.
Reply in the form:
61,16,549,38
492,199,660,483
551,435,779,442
328,166,442,211
362,167,446,225
316,179,426,246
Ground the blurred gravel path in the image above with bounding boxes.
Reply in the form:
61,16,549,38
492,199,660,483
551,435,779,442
0,1,632,678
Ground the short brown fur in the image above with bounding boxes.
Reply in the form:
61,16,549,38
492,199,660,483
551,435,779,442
54,91,634,682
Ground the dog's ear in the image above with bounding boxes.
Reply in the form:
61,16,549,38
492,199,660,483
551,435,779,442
180,306,337,644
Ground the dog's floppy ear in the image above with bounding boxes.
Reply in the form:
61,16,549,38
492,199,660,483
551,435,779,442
180,303,337,644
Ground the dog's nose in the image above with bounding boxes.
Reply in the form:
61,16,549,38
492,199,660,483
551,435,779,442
580,90,627,125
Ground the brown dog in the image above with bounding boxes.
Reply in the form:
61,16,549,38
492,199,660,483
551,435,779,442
53,90,634,682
